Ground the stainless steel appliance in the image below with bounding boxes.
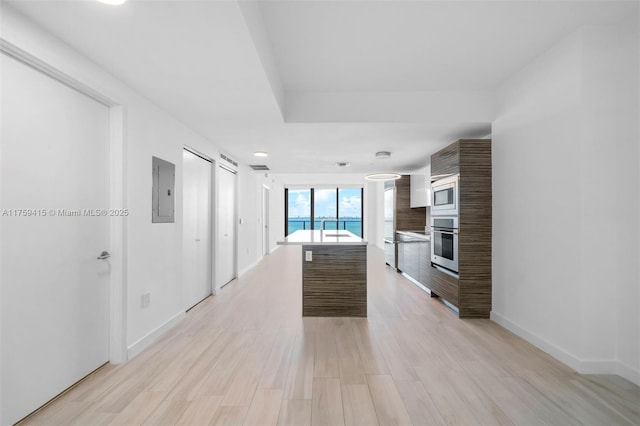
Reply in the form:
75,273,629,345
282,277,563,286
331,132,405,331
431,216,458,274
431,174,459,216
384,237,399,269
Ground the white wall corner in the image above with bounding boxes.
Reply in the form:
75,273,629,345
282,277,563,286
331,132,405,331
236,0,285,119
491,311,640,386
127,311,185,360
238,259,260,278
615,362,640,387
491,311,583,373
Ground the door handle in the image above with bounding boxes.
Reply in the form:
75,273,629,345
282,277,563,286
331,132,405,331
97,251,111,260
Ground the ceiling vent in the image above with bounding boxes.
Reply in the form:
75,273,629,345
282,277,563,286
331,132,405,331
250,165,270,171
220,153,238,167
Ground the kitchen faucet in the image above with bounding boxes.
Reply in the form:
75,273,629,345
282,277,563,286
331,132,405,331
319,218,338,231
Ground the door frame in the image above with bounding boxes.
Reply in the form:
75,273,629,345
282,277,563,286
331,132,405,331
262,184,270,256
0,39,128,364
183,146,216,297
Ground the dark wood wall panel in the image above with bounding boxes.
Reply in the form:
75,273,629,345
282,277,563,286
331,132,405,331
429,139,492,319
431,141,460,177
458,139,492,318
302,245,367,317
395,175,427,231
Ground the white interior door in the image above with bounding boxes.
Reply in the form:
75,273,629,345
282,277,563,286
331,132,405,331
217,166,236,286
0,54,110,425
262,185,270,256
182,149,212,310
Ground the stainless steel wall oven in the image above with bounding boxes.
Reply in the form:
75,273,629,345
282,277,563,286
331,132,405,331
431,216,458,275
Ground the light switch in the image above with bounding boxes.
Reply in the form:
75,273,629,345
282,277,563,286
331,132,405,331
305,250,312,261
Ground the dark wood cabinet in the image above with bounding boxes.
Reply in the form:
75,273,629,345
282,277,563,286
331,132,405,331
429,139,492,319
431,141,459,178
394,176,427,231
430,265,459,306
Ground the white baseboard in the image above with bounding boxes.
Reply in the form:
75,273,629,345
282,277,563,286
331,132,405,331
127,311,185,360
238,259,259,277
490,311,582,371
616,361,640,386
238,246,282,277
490,311,640,386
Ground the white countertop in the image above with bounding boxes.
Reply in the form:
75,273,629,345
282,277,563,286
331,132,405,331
278,230,367,245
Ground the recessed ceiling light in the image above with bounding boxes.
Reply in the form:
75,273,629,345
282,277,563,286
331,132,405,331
365,173,401,181
336,162,351,168
96,0,127,4
253,151,268,157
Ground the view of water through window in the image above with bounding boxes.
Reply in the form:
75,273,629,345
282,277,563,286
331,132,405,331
286,187,363,237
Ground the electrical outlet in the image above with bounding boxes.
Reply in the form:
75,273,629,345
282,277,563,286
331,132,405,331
141,292,151,308
305,250,312,261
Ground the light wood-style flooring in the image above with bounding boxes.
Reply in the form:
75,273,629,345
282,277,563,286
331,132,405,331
21,245,639,425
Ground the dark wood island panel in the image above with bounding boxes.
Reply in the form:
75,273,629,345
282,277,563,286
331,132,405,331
302,244,367,317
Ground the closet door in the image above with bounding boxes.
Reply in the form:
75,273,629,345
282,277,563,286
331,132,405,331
217,166,237,286
182,149,212,309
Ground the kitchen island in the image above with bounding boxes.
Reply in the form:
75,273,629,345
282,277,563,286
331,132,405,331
278,230,367,317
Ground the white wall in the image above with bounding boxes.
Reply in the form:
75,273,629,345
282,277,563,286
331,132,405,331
257,173,286,255
237,168,285,275
0,6,264,360
237,163,257,276
368,181,385,249
492,16,639,385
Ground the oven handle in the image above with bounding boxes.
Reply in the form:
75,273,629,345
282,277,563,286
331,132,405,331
432,264,459,278
432,229,458,235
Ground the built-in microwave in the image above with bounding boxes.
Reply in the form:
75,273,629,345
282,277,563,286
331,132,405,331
431,174,459,216
431,216,459,275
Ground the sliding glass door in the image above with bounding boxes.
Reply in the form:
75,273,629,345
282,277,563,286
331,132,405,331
314,189,337,231
285,188,311,234
338,187,363,236
285,187,363,237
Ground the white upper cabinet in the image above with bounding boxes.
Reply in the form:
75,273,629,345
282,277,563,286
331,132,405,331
410,166,431,208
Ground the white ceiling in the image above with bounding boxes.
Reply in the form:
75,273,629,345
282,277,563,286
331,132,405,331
260,0,635,92
4,0,635,174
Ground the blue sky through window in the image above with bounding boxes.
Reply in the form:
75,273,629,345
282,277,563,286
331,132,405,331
314,189,336,218
338,188,362,218
287,189,310,218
